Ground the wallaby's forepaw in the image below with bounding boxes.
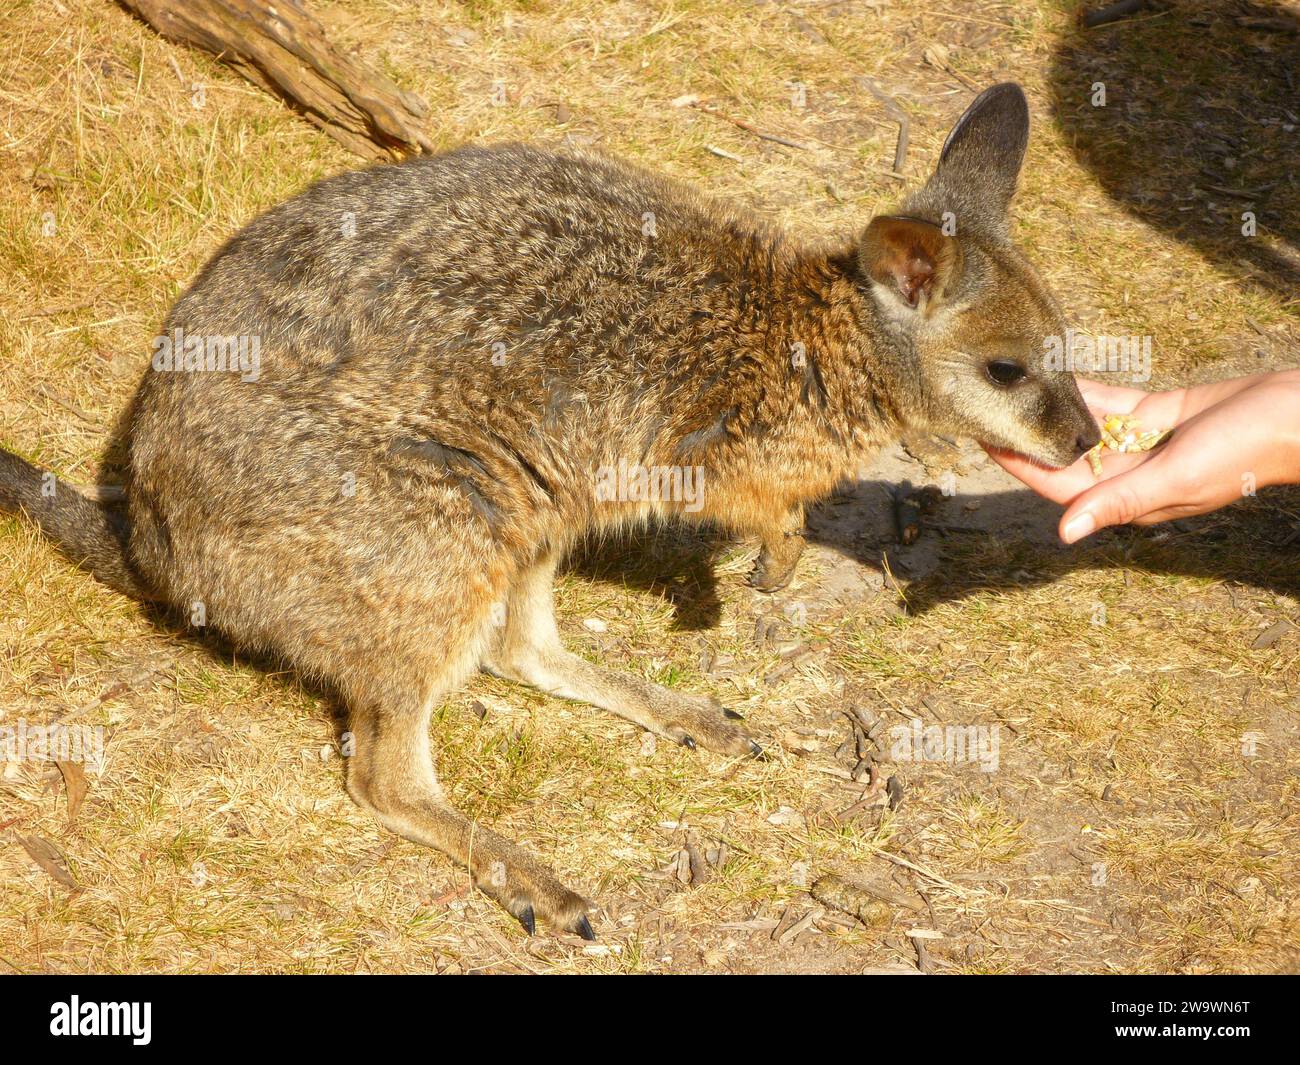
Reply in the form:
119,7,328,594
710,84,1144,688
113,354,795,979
748,534,804,593
476,857,596,939
658,694,764,759
747,556,795,593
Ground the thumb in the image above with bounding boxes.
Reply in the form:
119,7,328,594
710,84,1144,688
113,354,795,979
1058,459,1172,544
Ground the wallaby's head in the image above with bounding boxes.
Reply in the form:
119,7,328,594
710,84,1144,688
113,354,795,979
860,83,1099,468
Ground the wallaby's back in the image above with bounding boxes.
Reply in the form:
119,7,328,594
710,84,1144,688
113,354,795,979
126,144,867,613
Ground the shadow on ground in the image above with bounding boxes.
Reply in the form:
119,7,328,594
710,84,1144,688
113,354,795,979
1048,1,1300,302
568,467,1300,628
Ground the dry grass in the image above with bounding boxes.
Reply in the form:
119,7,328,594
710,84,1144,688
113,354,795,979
1,0,1298,974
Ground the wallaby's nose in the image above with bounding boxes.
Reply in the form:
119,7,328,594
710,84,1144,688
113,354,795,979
1075,424,1101,455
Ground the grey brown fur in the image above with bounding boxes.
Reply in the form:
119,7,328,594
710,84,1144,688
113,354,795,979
0,83,1097,935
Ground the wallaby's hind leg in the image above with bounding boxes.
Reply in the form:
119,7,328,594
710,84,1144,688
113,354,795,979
485,552,762,757
346,642,594,939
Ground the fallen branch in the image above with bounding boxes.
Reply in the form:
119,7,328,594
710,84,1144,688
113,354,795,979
117,0,433,160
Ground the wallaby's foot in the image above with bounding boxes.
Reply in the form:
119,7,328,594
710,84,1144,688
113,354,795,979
366,782,596,938
346,671,597,939
352,765,597,940
469,838,596,939
649,689,762,757
749,532,805,593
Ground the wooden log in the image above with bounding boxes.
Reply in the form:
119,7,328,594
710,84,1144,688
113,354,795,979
117,0,434,160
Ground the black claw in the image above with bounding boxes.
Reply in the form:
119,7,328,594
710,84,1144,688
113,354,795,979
749,741,767,760
680,734,697,750
724,708,745,720
574,915,597,941
517,906,536,936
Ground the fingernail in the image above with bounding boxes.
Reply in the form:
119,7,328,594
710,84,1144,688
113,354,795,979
1062,512,1096,544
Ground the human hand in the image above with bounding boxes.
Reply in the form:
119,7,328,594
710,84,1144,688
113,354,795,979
985,371,1300,544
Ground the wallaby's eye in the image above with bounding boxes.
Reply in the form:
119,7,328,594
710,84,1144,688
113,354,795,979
985,360,1027,387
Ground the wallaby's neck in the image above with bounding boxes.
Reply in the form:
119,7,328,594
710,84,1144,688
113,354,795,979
726,239,908,476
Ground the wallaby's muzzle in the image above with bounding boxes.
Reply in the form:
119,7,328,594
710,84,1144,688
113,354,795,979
1036,374,1103,468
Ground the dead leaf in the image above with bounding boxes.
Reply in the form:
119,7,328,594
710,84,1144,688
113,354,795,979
56,760,88,822
1252,619,1295,649
17,834,81,892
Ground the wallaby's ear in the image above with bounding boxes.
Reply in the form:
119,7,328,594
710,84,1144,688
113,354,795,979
925,83,1029,232
860,216,962,316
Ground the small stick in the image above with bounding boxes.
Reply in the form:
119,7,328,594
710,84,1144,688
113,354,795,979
19,300,94,320
686,99,813,151
166,52,187,86
915,7,1013,29
705,144,744,162
845,703,876,734
866,762,887,799
770,905,799,942
430,883,473,906
915,883,938,926
684,837,709,884
853,721,869,761
879,552,908,607
1198,182,1275,199
911,932,935,974
776,908,820,945
833,794,876,822
858,76,909,174
121,0,434,159
868,847,975,897
34,384,100,426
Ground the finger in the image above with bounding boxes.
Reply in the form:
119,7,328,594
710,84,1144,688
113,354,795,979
982,445,1094,504
1058,452,1178,543
985,443,1152,505
1132,504,1207,525
1075,378,1148,415
1077,378,1189,432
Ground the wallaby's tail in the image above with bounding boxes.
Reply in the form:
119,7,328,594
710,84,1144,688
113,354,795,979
0,448,147,599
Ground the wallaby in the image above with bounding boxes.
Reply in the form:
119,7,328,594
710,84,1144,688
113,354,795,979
0,83,1098,937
